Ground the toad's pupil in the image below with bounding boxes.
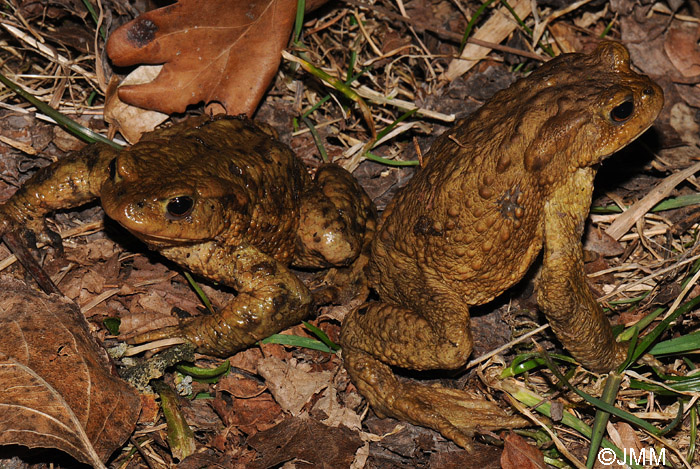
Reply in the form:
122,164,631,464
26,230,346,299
108,158,117,180
167,196,194,217
611,100,634,122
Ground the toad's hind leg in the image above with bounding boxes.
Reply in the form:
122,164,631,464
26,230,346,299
341,298,528,450
293,164,376,269
294,164,377,306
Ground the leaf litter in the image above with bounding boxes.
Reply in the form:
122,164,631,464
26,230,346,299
0,277,140,468
0,0,700,467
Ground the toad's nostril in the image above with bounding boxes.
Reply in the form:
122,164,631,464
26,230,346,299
643,87,654,96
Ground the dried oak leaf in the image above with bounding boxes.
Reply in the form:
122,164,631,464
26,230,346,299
247,416,363,469
106,0,298,116
103,67,169,144
0,277,141,467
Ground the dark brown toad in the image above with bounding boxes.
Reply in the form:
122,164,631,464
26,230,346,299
341,41,664,449
0,115,376,356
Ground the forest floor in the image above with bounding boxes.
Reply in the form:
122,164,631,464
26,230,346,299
0,0,700,468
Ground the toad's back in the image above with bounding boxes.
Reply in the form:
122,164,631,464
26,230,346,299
370,41,664,307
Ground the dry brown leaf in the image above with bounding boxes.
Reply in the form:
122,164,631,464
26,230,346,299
247,416,363,469
120,304,179,338
548,22,580,54
428,443,502,469
103,67,169,143
583,227,624,257
211,392,283,435
227,347,264,374
500,432,546,469
312,383,363,431
664,23,700,77
0,277,141,466
52,124,89,153
257,356,333,415
606,421,643,454
217,372,267,399
106,0,298,116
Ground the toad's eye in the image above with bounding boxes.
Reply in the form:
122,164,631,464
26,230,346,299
610,99,634,122
166,196,194,218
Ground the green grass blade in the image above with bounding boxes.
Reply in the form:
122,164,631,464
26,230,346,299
649,330,700,355
498,0,554,57
303,321,340,351
501,379,642,469
302,116,329,162
293,0,306,45
539,350,662,436
629,375,700,395
592,193,700,214
658,400,684,436
0,70,121,149
629,295,700,364
183,272,214,313
688,404,697,464
586,372,623,468
261,334,334,353
177,360,230,380
500,353,578,378
283,51,376,138
80,0,106,40
459,0,498,52
364,151,419,166
372,108,418,146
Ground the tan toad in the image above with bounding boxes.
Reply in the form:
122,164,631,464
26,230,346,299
341,41,664,448
0,115,376,356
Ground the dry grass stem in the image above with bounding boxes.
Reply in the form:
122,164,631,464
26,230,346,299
606,160,700,240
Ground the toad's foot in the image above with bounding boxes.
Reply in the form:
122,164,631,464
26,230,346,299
0,143,114,251
344,348,528,450
294,164,376,269
341,297,528,449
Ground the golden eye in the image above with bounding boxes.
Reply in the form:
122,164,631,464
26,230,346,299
166,196,194,218
610,99,634,122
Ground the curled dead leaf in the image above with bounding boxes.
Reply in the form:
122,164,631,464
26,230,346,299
664,23,700,77
247,416,363,469
501,432,546,469
104,66,169,143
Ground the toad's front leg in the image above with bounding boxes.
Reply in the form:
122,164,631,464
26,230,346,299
538,168,627,372
0,143,116,245
131,242,312,357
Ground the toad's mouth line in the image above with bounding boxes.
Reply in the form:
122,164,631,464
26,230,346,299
124,230,211,245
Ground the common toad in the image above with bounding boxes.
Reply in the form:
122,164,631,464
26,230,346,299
0,115,375,356
341,41,664,448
